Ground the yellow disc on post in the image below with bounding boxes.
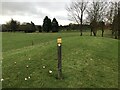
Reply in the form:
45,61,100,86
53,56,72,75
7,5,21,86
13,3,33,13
57,37,62,44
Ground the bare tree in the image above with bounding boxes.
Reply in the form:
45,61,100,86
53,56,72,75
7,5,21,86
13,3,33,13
118,1,120,39
112,2,119,39
66,0,88,36
86,0,108,36
106,2,115,25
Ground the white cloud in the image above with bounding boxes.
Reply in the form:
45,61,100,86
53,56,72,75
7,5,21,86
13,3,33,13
1,1,72,25
1,0,116,25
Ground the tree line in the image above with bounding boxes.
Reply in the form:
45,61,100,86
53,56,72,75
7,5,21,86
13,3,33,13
67,0,120,39
1,16,59,33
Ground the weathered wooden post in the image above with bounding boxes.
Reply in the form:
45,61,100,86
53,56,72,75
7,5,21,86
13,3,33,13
57,37,62,79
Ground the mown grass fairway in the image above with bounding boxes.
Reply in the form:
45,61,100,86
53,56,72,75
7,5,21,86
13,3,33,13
2,31,118,88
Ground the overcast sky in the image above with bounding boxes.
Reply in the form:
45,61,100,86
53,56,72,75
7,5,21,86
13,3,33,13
0,0,74,25
0,0,118,25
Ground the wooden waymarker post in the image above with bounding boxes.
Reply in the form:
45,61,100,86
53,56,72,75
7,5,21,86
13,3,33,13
57,37,62,79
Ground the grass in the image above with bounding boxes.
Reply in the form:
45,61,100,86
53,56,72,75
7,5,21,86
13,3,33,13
2,30,119,88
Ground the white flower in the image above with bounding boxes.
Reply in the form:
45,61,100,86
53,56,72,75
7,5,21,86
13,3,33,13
29,58,31,60
26,65,29,68
90,58,93,60
42,66,45,69
49,70,52,74
1,78,4,82
28,76,31,79
25,78,27,80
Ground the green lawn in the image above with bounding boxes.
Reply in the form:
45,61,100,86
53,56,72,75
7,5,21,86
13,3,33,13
1,31,119,88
